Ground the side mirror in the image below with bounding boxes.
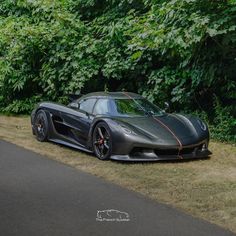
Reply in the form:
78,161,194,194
69,102,79,109
164,102,170,112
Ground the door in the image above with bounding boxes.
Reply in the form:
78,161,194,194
60,98,97,147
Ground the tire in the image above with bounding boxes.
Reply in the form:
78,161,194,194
34,110,49,142
92,122,112,160
32,126,36,135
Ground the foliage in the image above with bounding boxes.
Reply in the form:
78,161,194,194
0,0,235,142
209,99,236,142
192,99,236,143
1,96,41,114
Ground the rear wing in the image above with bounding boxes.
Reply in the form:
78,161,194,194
68,93,83,102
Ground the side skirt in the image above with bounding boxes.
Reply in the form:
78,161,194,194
49,138,93,154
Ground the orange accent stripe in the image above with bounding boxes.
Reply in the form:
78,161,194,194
122,91,135,100
122,91,183,157
152,116,183,157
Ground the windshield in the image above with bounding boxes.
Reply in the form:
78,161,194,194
110,98,164,117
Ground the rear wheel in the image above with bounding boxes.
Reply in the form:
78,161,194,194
34,110,49,142
93,122,112,160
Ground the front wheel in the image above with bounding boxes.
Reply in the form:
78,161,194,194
93,122,112,160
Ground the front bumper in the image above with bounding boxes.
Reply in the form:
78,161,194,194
110,145,212,162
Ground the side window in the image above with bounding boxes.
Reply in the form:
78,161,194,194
79,98,97,114
93,99,110,115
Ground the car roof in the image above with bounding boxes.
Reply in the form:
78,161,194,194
79,91,143,100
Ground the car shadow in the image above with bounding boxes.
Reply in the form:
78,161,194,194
52,142,211,164
111,156,211,165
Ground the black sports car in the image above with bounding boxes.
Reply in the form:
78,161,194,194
31,92,212,161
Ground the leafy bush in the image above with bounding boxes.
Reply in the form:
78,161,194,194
0,0,235,142
209,99,236,143
191,99,236,143
2,96,42,114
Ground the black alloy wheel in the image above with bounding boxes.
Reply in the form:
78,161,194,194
34,110,49,142
93,122,112,160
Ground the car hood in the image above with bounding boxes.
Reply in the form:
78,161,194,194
115,114,206,146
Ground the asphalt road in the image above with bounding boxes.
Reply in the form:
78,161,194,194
0,140,234,236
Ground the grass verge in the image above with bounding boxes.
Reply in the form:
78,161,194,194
0,115,236,232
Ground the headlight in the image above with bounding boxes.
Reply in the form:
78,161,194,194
197,119,207,131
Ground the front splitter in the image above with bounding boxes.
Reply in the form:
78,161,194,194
110,150,212,162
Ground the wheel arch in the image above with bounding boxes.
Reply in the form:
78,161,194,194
33,109,51,142
31,107,53,138
87,118,115,150
90,119,115,160
32,107,50,124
